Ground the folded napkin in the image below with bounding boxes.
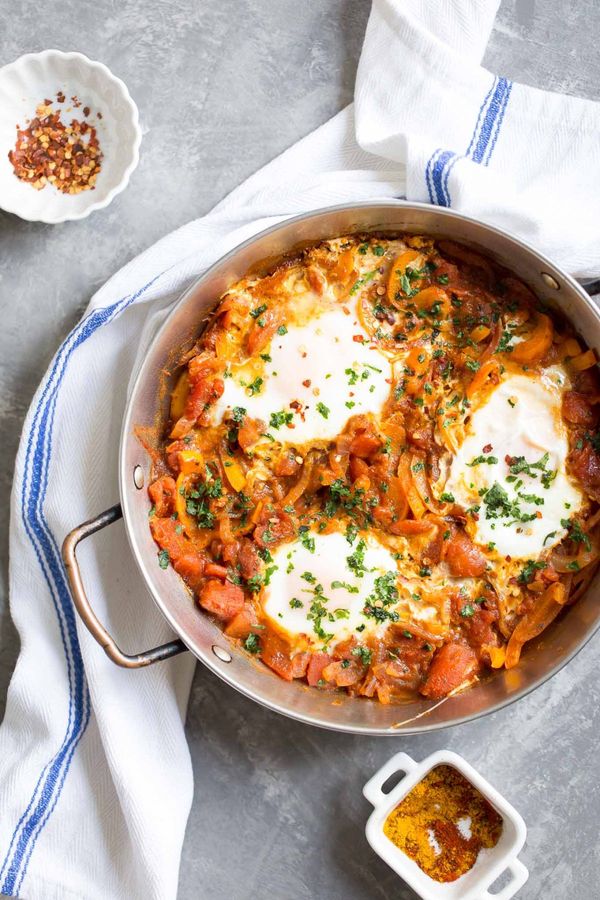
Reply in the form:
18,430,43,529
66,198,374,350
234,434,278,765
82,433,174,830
1,3,598,899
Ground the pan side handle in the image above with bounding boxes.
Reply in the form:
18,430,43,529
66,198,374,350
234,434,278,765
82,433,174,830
62,504,188,668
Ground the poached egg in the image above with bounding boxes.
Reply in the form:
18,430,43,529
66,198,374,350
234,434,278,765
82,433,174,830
445,372,583,559
211,305,392,445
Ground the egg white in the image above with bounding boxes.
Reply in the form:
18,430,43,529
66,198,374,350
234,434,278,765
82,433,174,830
445,372,583,559
211,305,392,446
261,531,399,647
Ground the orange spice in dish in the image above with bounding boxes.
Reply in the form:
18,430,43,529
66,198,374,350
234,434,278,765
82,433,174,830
383,765,503,882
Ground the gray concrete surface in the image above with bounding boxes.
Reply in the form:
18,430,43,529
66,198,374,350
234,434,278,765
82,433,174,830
1,1,599,898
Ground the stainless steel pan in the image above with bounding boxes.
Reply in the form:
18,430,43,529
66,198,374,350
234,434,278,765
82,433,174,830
62,201,600,734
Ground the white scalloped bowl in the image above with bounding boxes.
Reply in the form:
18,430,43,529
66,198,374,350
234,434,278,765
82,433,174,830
0,50,141,223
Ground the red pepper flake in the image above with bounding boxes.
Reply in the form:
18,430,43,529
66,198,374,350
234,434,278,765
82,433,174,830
353,334,365,343
302,379,311,388
8,98,103,194
56,90,65,104
483,443,493,453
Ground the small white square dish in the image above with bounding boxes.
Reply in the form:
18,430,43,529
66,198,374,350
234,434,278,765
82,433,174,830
0,49,141,223
363,750,528,900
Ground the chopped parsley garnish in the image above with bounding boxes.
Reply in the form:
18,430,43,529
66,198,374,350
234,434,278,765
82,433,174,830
247,376,263,395
517,560,547,584
460,604,476,618
467,455,498,467
331,580,359,594
316,402,330,419
561,518,592,551
481,482,537,525
301,571,317,583
184,482,217,529
497,330,514,353
306,585,334,641
244,633,261,654
277,325,288,336
345,523,358,544
290,598,303,609
350,269,378,295
250,304,267,319
157,549,169,569
346,539,367,577
437,273,449,285
299,528,316,553
269,410,293,429
352,646,373,666
508,452,550,478
440,492,455,503
363,571,400,623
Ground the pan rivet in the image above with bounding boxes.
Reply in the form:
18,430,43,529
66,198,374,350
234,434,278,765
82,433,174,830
541,272,560,290
212,645,232,663
133,465,144,490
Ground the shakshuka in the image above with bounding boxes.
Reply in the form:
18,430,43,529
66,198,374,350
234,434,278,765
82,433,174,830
147,235,600,703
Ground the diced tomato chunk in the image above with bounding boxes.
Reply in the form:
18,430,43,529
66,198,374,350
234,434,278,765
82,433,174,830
224,603,256,639
238,417,263,451
563,391,597,427
150,517,192,562
290,652,310,679
445,529,487,577
274,453,301,477
148,476,177,517
569,445,600,499
254,508,295,548
199,579,244,621
246,309,283,356
306,652,331,686
173,554,205,592
349,431,382,458
390,519,434,536
237,538,261,579
322,660,363,687
349,456,370,482
204,562,229,579
186,373,224,423
260,630,295,681
464,607,498,654
420,642,478,699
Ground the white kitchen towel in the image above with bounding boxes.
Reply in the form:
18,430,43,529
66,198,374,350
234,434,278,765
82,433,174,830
356,0,600,277
1,2,598,899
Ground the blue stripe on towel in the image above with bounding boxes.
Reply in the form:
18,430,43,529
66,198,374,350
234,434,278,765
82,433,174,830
423,74,513,207
0,274,162,896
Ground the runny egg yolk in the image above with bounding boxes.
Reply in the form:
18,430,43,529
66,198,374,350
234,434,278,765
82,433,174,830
211,305,392,445
445,372,583,559
261,531,399,647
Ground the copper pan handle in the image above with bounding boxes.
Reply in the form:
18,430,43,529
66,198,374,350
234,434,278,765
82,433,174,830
62,504,188,668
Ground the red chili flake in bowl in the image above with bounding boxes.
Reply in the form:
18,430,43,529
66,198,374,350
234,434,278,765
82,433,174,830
8,99,103,194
